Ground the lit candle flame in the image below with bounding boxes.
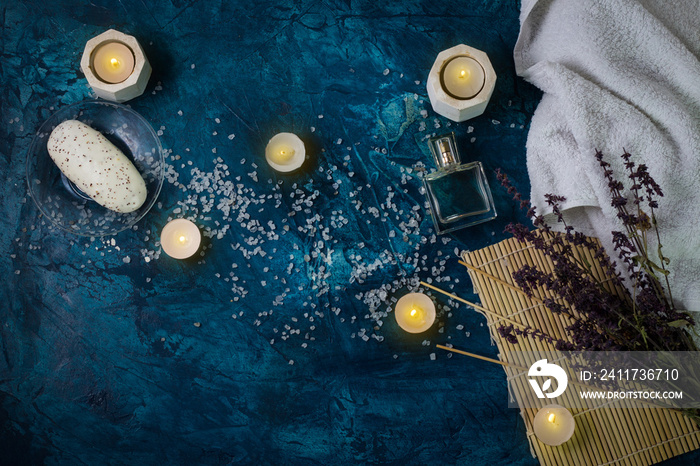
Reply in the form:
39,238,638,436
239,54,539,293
179,235,186,243
460,69,467,78
548,413,556,423
410,309,418,317
110,57,120,68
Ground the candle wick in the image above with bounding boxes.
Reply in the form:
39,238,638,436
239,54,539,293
111,58,120,68
460,70,467,78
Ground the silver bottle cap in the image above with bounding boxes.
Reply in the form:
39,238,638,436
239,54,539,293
428,132,461,168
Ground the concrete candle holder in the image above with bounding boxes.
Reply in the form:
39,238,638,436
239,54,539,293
426,44,497,122
80,29,152,103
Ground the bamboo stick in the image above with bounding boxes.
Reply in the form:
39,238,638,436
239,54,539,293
435,344,513,367
459,259,546,304
418,280,526,330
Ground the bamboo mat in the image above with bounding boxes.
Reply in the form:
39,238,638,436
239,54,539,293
460,233,700,466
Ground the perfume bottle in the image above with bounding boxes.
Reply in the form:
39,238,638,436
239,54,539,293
423,132,497,234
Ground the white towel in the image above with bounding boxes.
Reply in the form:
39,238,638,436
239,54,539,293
514,0,700,311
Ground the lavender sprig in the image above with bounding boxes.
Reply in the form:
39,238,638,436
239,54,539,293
494,152,695,352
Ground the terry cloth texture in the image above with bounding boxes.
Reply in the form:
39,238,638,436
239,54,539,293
515,0,700,311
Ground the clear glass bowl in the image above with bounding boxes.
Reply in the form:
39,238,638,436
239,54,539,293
26,100,164,236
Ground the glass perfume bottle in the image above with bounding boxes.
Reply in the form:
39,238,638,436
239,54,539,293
423,132,497,234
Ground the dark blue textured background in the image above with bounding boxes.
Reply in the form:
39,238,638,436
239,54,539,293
1,1,697,465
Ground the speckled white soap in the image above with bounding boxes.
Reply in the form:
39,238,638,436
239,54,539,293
47,120,147,213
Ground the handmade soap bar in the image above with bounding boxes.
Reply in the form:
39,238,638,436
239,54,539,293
47,120,147,213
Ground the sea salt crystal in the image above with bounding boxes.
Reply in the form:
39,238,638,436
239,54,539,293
383,68,390,75
430,353,436,360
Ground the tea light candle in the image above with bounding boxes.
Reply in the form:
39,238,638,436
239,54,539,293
81,29,152,103
160,219,201,259
394,292,436,333
440,55,485,100
533,404,576,446
426,44,496,122
265,132,305,172
91,41,135,84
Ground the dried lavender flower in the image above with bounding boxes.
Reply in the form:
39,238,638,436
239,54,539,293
494,151,695,352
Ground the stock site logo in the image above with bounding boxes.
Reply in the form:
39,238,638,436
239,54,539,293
528,359,568,399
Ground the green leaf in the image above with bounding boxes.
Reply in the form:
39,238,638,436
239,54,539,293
657,244,670,265
668,320,690,328
641,257,671,276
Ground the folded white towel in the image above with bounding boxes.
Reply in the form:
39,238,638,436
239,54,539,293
514,0,700,311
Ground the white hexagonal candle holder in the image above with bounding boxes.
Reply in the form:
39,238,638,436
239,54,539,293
426,44,497,122
81,29,152,103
